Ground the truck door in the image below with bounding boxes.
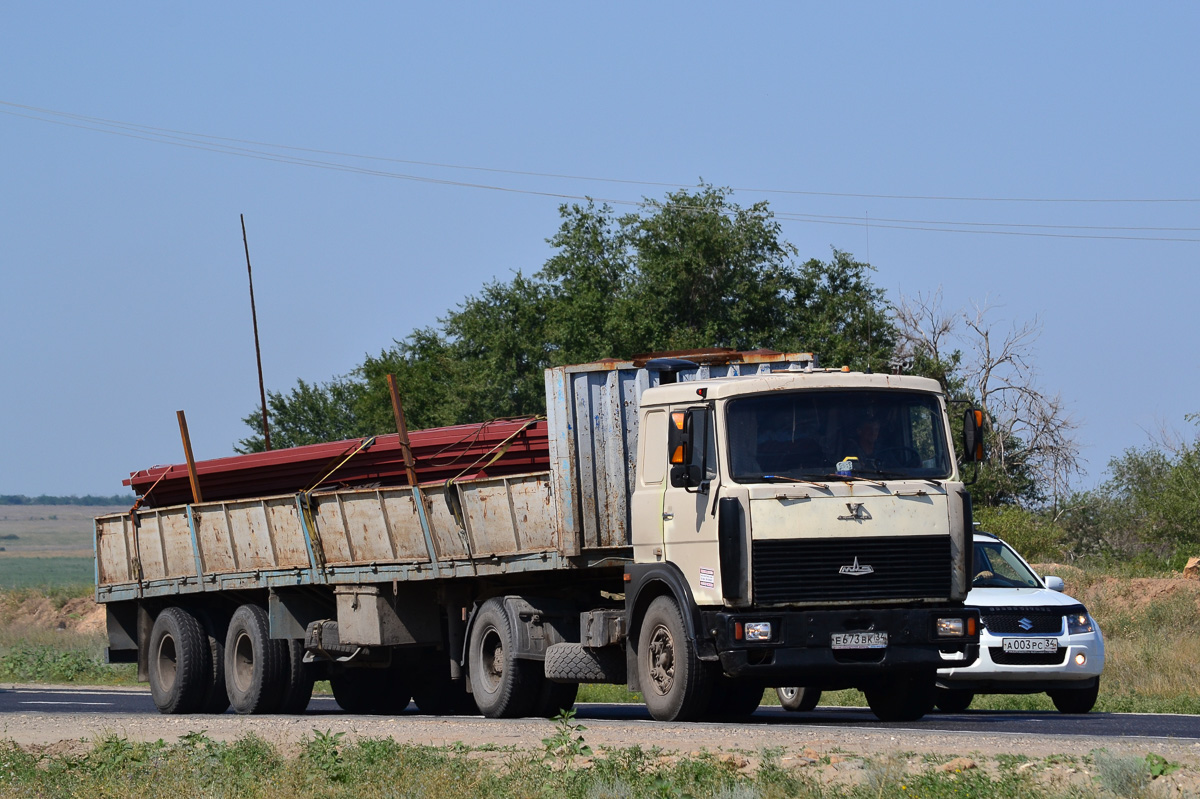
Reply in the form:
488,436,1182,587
662,406,724,605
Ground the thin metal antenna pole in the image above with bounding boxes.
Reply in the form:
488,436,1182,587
242,214,272,451
865,212,872,373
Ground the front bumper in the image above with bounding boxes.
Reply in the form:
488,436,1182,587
704,607,979,687
937,626,1105,693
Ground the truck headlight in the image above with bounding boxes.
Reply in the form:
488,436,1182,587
936,617,965,637
744,622,772,641
1067,612,1094,635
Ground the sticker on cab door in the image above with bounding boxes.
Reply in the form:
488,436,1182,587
699,568,715,589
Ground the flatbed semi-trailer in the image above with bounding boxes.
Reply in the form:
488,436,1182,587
96,351,981,721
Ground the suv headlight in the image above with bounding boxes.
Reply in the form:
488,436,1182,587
1066,612,1095,635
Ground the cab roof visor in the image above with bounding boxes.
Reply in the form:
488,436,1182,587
644,358,699,385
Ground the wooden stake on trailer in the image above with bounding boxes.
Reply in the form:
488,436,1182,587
242,214,272,451
177,410,204,503
386,374,420,486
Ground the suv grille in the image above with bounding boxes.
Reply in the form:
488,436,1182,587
752,536,951,604
979,606,1084,634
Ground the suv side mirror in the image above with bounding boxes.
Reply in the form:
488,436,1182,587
1044,575,1065,592
962,408,986,463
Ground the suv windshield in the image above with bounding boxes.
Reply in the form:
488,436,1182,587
726,389,952,483
973,540,1041,588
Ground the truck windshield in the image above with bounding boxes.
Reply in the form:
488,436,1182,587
726,390,952,482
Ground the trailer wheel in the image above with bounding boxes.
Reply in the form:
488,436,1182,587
468,597,537,718
776,686,821,713
330,666,411,714
193,609,230,715
277,640,316,714
148,607,210,714
224,604,287,715
864,672,936,722
636,595,711,722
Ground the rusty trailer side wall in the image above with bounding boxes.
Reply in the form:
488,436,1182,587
95,472,565,601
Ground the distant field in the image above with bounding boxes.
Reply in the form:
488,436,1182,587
0,505,126,558
0,557,95,590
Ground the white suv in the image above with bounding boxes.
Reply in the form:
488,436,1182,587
933,531,1105,713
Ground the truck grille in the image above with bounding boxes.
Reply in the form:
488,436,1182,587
752,536,951,604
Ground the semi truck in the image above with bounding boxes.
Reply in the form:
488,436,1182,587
95,350,981,722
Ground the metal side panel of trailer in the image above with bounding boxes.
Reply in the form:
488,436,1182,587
94,471,570,603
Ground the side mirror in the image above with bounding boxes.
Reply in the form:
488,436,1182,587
1044,575,1065,593
962,408,986,463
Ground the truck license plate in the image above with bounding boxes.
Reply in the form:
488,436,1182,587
1002,637,1058,653
831,631,888,649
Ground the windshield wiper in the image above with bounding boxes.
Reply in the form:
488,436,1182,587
758,474,830,489
814,473,888,487
854,469,944,488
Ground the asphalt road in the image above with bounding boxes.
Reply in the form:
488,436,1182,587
1,686,1195,741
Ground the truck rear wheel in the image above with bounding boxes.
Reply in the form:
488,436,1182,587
636,595,710,722
148,607,210,714
777,686,821,712
864,672,936,722
224,604,287,715
469,597,538,718
193,609,230,714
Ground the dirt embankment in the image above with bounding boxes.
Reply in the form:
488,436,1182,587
0,592,105,636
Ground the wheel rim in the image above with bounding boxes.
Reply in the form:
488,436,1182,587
233,631,255,694
478,626,504,693
155,633,178,692
778,687,798,702
647,623,676,696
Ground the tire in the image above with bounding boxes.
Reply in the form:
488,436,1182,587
1049,680,1099,714
148,607,210,714
193,609,230,715
224,604,287,715
532,679,579,718
277,639,316,714
777,686,821,713
863,672,936,722
468,598,538,718
544,643,626,683
636,595,711,722
330,666,411,714
934,688,974,713
704,676,763,720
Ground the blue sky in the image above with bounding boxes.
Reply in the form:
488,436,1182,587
2,4,1197,496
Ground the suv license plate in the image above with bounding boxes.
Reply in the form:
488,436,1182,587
831,632,888,650
1002,637,1059,653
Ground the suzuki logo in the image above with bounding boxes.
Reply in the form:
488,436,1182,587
839,557,875,576
837,503,873,521
1018,617,1034,631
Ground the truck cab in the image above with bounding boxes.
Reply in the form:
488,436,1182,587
622,363,979,721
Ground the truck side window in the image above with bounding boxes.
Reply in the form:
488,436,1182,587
641,410,668,485
692,409,718,481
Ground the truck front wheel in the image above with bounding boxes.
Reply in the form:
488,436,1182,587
148,607,210,714
636,596,710,722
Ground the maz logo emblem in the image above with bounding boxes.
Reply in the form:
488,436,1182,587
839,557,875,576
1018,617,1034,631
837,503,873,521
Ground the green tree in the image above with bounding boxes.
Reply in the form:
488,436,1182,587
239,186,895,448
